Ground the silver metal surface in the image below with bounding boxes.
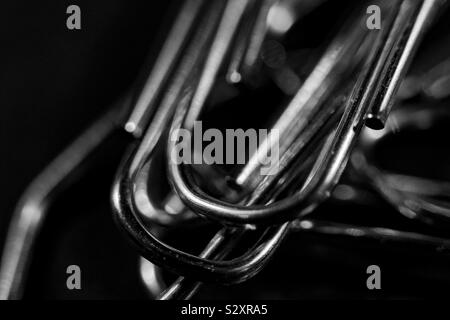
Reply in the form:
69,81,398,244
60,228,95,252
1,0,449,301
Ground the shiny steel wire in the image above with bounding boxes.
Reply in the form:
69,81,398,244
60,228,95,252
116,0,393,298
1,0,448,301
0,99,127,300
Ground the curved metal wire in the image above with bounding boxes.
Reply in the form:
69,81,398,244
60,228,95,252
113,0,368,285
166,0,444,226
117,0,444,299
0,99,126,300
2,0,449,301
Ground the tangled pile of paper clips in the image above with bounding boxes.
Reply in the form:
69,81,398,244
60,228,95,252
1,0,450,299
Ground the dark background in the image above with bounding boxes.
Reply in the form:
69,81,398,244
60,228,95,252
0,1,174,299
0,0,172,241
